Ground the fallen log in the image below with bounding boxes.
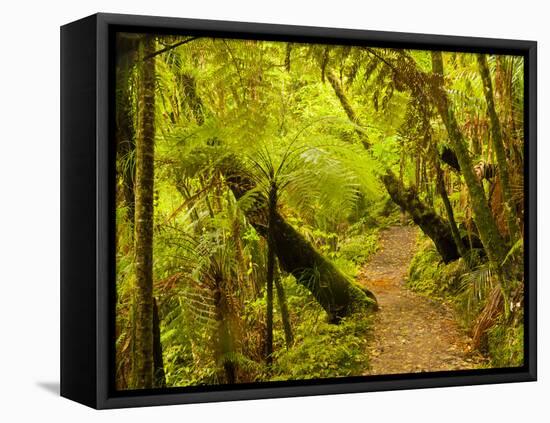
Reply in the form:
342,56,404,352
221,158,377,322
381,170,460,263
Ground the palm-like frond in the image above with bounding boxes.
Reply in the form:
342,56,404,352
458,262,495,316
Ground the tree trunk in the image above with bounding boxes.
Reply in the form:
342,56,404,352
326,69,370,149
430,52,508,266
272,212,377,321
265,183,276,365
477,54,520,242
435,163,469,261
213,280,237,384
274,265,293,348
222,164,377,322
285,43,292,72
152,299,166,388
381,170,460,263
133,35,156,389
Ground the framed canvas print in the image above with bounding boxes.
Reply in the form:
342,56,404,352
60,13,537,409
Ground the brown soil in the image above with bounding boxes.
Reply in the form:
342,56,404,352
359,226,485,375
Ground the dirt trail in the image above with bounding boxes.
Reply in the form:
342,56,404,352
359,226,484,375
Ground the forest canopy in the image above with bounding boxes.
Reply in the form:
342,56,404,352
114,33,525,390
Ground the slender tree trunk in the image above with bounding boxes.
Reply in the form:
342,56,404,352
265,183,276,365
274,265,293,348
326,70,370,149
133,35,156,389
285,43,292,72
213,280,237,384
477,54,520,242
430,52,508,266
435,161,469,261
152,298,166,388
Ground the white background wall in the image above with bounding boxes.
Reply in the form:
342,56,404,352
1,0,546,421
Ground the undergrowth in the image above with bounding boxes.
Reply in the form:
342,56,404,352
407,234,524,368
266,222,377,380
158,223,379,387
271,308,371,380
487,314,524,368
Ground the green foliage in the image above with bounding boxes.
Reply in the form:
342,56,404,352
338,231,379,265
407,240,446,296
408,236,475,298
371,135,401,171
114,33,526,389
270,311,371,380
487,315,524,368
331,256,359,279
456,260,495,326
408,235,525,366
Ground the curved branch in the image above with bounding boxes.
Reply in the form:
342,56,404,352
144,36,200,61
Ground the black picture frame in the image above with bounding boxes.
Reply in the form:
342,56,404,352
60,12,537,409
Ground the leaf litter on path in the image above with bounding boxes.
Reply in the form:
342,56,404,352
359,226,486,375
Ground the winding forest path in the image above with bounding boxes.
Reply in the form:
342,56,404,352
359,226,484,375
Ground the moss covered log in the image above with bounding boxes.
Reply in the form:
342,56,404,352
222,159,377,321
271,212,377,321
382,170,460,263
